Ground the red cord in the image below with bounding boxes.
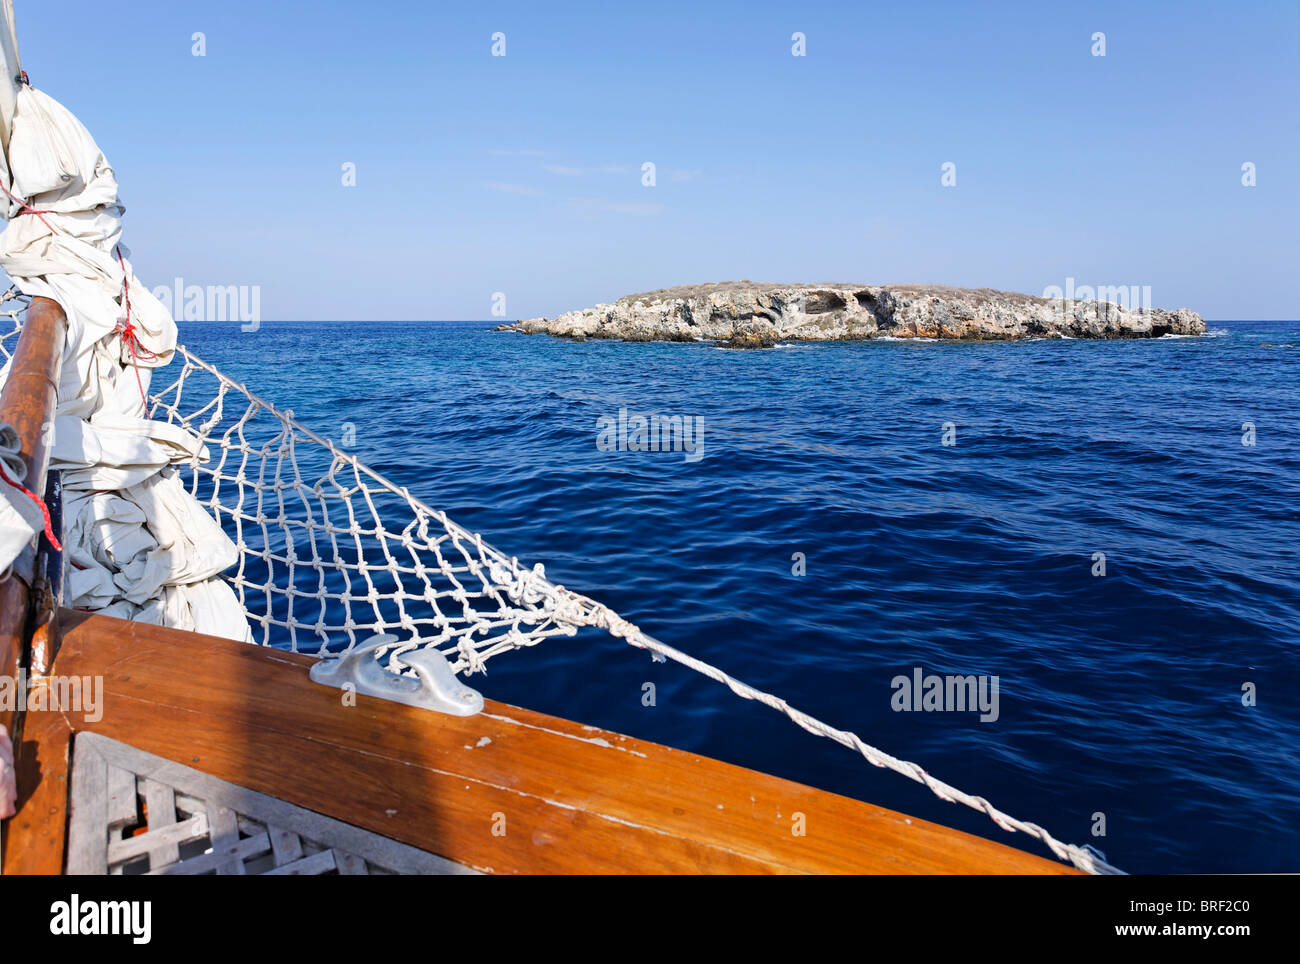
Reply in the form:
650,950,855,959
0,181,58,236
0,156,145,552
0,460,62,551
114,246,157,409
1,185,155,412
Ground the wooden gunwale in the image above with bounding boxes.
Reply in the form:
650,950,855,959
4,609,1077,875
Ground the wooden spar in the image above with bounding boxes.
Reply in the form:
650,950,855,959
0,296,64,875
0,296,65,739
3,608,1078,875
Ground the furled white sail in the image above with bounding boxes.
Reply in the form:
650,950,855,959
0,79,249,641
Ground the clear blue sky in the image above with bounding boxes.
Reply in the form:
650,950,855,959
7,0,1298,320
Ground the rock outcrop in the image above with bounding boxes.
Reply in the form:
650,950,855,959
498,282,1205,344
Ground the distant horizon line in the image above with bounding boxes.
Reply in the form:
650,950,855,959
174,318,1300,324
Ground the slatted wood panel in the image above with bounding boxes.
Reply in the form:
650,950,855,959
67,733,475,875
15,610,1077,874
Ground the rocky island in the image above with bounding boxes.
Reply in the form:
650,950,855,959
497,282,1205,347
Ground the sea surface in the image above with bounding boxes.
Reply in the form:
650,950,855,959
176,319,1300,874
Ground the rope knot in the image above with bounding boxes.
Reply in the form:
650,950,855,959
456,635,488,676
113,247,159,411
493,561,553,609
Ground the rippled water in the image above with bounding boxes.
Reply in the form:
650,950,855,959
176,319,1300,874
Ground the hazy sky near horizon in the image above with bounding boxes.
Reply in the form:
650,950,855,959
7,0,1299,320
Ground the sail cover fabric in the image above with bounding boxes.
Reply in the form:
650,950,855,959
0,82,250,641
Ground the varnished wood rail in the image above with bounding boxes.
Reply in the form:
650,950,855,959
4,609,1078,875
0,297,65,738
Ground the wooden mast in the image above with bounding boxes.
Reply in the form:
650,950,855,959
0,1,72,872
0,298,65,741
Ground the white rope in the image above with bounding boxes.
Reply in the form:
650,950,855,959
0,287,28,365
557,591,1122,874
146,347,583,666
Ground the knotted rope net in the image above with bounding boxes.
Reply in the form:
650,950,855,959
3,298,1123,874
147,347,589,676
0,286,25,362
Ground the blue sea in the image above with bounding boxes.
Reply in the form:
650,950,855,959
176,319,1300,874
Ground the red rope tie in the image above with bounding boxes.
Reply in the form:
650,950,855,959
0,460,62,552
114,246,158,410
0,181,58,236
